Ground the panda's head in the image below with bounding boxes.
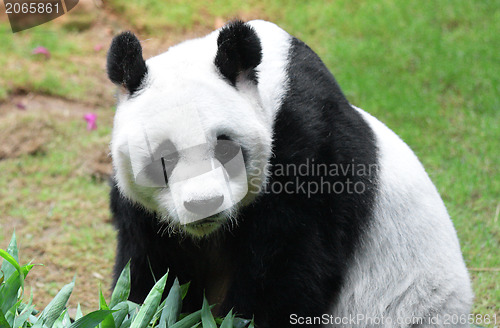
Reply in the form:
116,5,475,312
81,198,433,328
107,21,272,237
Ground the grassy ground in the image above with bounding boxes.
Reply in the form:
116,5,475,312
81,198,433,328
0,0,498,321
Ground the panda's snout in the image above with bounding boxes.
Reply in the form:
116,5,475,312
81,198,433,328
184,194,224,215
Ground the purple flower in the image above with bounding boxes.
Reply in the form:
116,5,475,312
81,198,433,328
32,46,50,59
84,113,97,131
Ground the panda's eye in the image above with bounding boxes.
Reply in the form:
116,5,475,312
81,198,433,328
160,157,170,185
216,134,231,141
215,136,240,164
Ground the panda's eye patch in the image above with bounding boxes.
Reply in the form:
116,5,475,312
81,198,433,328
216,134,231,141
215,137,241,165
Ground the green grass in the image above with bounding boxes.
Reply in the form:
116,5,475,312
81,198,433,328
0,0,498,320
0,21,91,101
104,0,268,33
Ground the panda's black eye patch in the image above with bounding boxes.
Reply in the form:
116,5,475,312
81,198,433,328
215,138,240,165
216,134,231,141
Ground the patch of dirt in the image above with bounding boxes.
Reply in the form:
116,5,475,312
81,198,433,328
0,93,96,118
0,112,56,160
82,144,113,182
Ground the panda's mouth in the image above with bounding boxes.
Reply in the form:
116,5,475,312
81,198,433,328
181,214,224,236
184,217,218,228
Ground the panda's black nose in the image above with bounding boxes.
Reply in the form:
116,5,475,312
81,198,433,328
184,195,224,215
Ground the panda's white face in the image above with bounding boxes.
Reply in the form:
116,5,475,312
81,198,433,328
110,31,273,237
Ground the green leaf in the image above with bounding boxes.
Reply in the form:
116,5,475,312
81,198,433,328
14,304,34,328
169,308,207,328
121,318,132,328
98,286,115,328
0,250,20,276
110,261,131,309
233,317,251,328
52,309,71,328
0,249,23,291
179,282,190,300
13,293,34,328
111,301,129,328
153,298,167,326
0,308,11,328
4,308,14,328
99,286,109,310
127,301,139,317
0,271,22,314
130,272,168,328
68,310,114,328
159,278,182,328
40,278,75,328
247,318,255,328
219,310,233,328
1,233,18,282
75,304,84,321
200,296,216,328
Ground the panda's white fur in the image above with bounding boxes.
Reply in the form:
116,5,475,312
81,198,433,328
108,20,472,326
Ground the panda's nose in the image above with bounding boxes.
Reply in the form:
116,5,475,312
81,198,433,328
184,195,224,215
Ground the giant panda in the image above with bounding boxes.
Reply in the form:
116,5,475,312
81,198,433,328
106,20,473,327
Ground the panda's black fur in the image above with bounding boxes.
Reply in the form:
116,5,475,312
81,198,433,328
109,21,377,328
107,31,147,94
215,22,262,85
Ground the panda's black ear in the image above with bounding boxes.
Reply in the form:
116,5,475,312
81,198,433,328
107,31,147,94
214,20,262,86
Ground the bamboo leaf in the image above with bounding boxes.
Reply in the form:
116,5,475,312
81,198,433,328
52,309,70,328
13,293,34,328
75,304,84,321
0,308,11,328
168,308,210,328
111,301,129,328
219,310,234,328
127,301,139,317
129,272,168,328
98,286,115,328
200,296,216,328
0,271,22,314
13,304,34,328
40,278,75,328
110,261,131,309
121,318,132,328
179,282,190,301
68,310,114,328
0,233,18,282
233,317,251,328
159,278,182,328
0,249,23,291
